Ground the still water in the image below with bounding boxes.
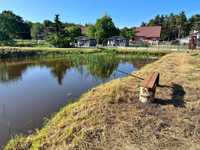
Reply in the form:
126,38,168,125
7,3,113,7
0,54,154,146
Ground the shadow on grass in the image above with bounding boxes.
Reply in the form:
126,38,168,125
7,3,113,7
154,83,186,108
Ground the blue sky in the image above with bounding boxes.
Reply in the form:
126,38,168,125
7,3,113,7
0,0,199,28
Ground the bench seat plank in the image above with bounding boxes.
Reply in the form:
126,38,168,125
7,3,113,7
142,72,159,89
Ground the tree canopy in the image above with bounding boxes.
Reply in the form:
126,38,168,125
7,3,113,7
85,24,96,38
86,15,119,44
144,11,199,41
95,15,119,44
0,30,13,45
0,10,31,39
189,14,200,31
120,27,135,39
31,23,44,40
66,26,82,39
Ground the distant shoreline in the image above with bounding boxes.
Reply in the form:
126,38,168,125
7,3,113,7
0,46,177,59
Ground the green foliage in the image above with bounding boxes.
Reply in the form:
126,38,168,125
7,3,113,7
54,14,63,36
189,14,200,31
31,23,44,40
48,33,71,48
120,27,135,39
15,39,52,47
86,15,119,44
0,30,14,46
46,15,83,48
95,15,119,44
0,10,31,39
145,11,191,41
43,20,55,38
86,54,118,78
85,24,96,38
66,26,82,39
47,14,72,48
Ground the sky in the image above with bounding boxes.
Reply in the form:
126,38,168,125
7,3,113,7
0,0,199,28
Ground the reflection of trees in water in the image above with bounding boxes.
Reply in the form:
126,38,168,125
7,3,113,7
127,58,156,69
0,55,155,84
86,54,119,79
47,61,72,85
0,58,79,85
0,64,28,83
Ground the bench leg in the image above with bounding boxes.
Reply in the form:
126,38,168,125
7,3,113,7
139,87,155,103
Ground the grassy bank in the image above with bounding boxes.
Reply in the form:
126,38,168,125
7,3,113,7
5,52,200,150
0,46,173,59
0,47,102,59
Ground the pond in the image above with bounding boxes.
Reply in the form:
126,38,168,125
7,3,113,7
0,53,155,146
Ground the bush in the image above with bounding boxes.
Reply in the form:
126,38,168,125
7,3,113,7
14,39,52,47
0,30,15,46
171,40,180,45
47,34,71,48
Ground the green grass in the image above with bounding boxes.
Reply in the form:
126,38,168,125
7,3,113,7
14,39,52,47
0,46,173,59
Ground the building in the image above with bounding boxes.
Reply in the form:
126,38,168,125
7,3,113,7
134,26,161,44
75,36,97,48
179,37,190,45
193,31,200,47
107,36,129,47
178,31,200,48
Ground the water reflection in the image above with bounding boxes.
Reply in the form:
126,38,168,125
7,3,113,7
0,64,27,83
0,54,155,146
0,54,153,84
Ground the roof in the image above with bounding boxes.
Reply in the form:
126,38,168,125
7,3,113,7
135,26,161,38
108,36,127,40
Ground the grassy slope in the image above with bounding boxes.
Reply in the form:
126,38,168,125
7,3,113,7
5,52,200,150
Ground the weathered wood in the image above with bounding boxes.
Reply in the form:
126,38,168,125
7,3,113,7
139,72,160,103
142,72,159,89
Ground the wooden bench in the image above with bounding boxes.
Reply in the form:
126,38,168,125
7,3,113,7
139,72,160,103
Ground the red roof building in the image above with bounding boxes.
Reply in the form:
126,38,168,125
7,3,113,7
134,26,161,42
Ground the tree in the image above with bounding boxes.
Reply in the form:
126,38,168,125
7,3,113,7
141,22,147,27
146,11,191,41
189,15,200,31
31,23,44,40
120,27,135,39
47,33,71,48
0,10,31,39
95,15,119,44
43,20,54,38
0,30,14,45
67,26,82,39
54,14,63,36
175,11,189,38
47,14,71,48
85,24,96,38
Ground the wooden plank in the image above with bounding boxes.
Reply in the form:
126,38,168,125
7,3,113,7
142,72,159,89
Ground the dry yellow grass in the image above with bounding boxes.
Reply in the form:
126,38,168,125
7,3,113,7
5,52,200,150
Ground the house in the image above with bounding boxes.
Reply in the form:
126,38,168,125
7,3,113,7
193,31,200,47
178,30,200,48
107,36,129,47
75,36,97,48
179,37,190,45
134,26,161,44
